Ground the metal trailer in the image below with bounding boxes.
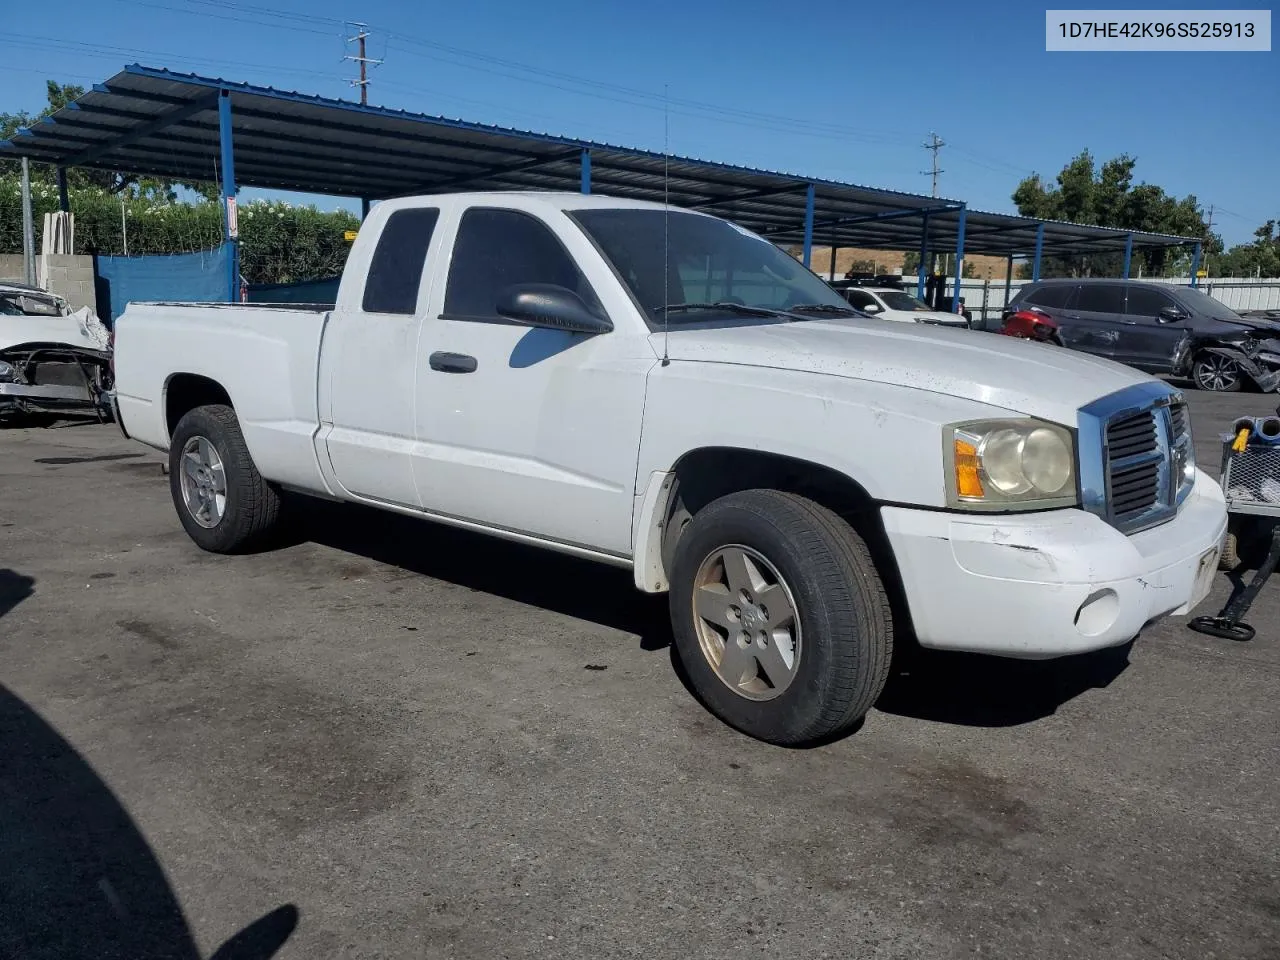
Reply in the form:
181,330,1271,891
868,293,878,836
1190,416,1280,641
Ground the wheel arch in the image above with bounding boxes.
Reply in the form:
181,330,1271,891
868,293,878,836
163,373,233,442
633,446,912,636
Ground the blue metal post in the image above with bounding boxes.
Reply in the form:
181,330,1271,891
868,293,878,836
1032,223,1045,281
360,198,371,220
952,207,967,313
1190,242,1202,287
1122,233,1133,278
801,183,815,267
218,90,239,303
580,148,591,195
917,212,929,299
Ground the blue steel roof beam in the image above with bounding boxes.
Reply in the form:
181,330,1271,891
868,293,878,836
688,182,809,211
96,83,557,163
62,92,221,169
383,147,584,198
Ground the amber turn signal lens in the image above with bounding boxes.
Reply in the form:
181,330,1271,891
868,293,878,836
954,439,984,498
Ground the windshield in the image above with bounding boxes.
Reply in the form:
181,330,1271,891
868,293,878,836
878,291,931,312
1176,287,1243,322
569,208,854,326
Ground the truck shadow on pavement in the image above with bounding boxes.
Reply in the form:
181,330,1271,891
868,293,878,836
0,575,299,960
876,642,1133,727
292,499,673,650
289,503,1131,730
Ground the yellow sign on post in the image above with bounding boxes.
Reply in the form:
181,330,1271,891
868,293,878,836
344,230,359,242
1196,270,1208,278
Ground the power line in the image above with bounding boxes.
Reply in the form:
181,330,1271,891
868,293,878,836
921,132,944,197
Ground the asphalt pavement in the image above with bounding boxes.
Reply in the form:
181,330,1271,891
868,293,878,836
1,388,1277,960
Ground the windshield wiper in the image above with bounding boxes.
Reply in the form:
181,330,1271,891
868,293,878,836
785,303,862,315
657,302,790,318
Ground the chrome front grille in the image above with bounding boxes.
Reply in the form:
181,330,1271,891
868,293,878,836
1106,411,1162,524
1079,384,1195,535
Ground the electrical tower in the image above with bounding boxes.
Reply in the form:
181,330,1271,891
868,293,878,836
344,23,383,105
921,132,945,198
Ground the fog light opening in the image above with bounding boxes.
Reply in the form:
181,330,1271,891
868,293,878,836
1075,588,1120,638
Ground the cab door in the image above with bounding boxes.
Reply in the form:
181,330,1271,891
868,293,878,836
319,205,441,507
411,203,653,557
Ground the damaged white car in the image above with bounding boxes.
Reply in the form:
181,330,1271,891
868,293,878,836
0,282,114,422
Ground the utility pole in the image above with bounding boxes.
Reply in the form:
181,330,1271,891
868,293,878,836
921,132,945,198
1203,205,1214,275
344,23,382,105
21,157,36,286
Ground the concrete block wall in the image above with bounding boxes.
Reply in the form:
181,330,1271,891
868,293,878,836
0,254,99,315
39,255,99,314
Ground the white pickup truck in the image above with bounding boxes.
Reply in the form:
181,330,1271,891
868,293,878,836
112,191,1227,746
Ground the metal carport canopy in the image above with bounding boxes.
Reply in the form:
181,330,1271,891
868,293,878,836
0,64,1199,299
0,64,968,242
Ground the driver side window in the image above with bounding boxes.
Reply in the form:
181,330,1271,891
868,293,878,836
443,208,604,322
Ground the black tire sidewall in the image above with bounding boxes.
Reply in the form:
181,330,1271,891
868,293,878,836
169,406,250,552
668,493,883,745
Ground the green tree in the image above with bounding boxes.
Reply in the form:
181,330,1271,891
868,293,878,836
1012,150,1217,277
1210,221,1280,277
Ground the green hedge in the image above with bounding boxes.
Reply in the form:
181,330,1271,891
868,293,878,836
0,178,359,284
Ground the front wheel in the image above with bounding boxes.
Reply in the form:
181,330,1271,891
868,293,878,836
169,404,281,553
1193,352,1245,392
667,489,892,746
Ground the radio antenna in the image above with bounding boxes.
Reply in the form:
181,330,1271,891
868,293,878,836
661,82,671,367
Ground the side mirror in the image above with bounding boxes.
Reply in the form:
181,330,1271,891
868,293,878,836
1158,306,1186,324
862,303,882,313
495,283,613,335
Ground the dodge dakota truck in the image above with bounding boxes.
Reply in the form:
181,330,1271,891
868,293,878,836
111,192,1228,746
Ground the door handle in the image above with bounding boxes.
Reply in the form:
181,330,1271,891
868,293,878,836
429,351,477,374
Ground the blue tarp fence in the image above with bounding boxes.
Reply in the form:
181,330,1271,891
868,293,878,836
94,245,231,325
246,277,340,305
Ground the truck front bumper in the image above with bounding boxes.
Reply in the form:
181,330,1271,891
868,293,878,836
881,469,1228,659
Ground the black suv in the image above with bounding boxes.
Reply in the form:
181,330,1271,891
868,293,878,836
1004,279,1280,393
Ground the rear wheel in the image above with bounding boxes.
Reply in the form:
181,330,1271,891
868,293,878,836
169,404,281,553
667,489,892,746
1193,352,1244,392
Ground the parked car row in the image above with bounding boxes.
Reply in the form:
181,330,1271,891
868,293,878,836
821,272,1280,395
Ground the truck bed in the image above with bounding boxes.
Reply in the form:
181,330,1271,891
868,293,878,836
112,301,333,494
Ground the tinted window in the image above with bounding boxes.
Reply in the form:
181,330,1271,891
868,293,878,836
1125,285,1176,317
362,207,439,314
1075,284,1126,314
444,208,601,320
843,290,879,310
1022,284,1076,309
879,291,930,312
1176,287,1242,321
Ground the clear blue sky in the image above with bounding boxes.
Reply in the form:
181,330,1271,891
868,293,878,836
3,0,1276,245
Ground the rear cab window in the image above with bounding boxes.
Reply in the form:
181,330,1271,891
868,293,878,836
362,207,440,314
443,207,604,322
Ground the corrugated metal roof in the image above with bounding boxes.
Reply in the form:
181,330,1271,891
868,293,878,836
0,65,1196,258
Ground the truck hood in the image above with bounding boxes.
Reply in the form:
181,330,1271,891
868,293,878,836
651,316,1152,426
881,309,969,327
0,310,110,353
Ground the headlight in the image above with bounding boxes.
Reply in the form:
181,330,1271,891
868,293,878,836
945,418,1078,510
0,360,16,383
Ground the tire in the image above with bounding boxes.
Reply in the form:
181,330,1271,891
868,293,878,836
168,404,281,553
667,489,892,746
1219,531,1241,571
1192,352,1244,393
